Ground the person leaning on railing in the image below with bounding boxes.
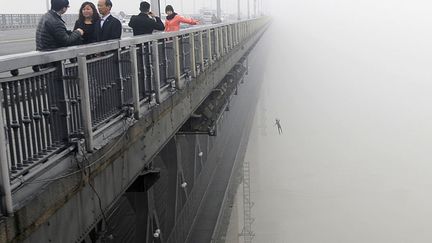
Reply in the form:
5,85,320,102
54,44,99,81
164,5,199,32
35,0,84,51
96,0,122,41
128,1,165,36
73,2,100,44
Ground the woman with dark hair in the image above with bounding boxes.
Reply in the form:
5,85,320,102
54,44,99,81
164,5,198,32
74,2,100,44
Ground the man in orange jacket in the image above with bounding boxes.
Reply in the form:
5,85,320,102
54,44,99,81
164,5,198,32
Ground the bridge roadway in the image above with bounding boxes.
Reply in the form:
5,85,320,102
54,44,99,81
0,18,269,242
0,28,133,56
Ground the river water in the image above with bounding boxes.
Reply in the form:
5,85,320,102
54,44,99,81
233,1,432,242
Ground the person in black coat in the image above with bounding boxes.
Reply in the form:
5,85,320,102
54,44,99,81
36,0,84,51
73,2,100,44
128,1,165,36
97,0,122,41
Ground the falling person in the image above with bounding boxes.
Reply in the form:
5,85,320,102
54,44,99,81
275,118,283,135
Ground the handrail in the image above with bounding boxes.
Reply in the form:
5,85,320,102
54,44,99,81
0,19,260,73
0,17,270,215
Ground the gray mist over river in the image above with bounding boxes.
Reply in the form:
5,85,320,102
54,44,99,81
240,0,432,242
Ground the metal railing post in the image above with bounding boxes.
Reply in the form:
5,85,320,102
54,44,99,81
151,41,162,103
189,33,197,78
219,28,224,56
215,28,220,59
207,29,213,65
234,24,238,45
117,50,125,105
129,46,141,120
224,27,229,54
0,91,13,215
77,54,94,152
199,31,205,71
173,36,184,89
60,61,73,140
228,25,233,50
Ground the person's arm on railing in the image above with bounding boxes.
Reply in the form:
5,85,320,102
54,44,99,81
178,16,198,25
51,21,83,47
149,12,165,31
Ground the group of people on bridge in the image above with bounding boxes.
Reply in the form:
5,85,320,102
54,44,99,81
36,0,199,51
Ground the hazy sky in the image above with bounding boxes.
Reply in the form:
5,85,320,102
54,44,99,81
238,0,432,242
0,0,264,15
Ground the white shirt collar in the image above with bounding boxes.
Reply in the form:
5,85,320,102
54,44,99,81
101,13,111,21
100,13,111,27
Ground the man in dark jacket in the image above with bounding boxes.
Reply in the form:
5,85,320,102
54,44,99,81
36,0,84,51
97,0,122,41
128,1,165,36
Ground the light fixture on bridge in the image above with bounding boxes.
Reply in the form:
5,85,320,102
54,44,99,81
153,229,161,238
198,152,203,157
150,92,157,105
170,79,176,92
181,182,188,188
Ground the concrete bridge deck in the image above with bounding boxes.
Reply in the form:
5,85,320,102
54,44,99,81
0,18,270,242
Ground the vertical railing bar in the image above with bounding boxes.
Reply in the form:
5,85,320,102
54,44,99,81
21,80,33,164
15,81,27,166
102,58,110,120
41,75,52,150
46,72,58,145
220,28,224,56
35,76,47,155
10,83,22,170
25,80,37,162
78,54,94,152
0,88,13,215
94,61,103,124
220,28,224,57
67,69,77,136
113,54,122,113
207,29,212,65
98,60,106,122
229,25,233,50
129,46,141,120
105,58,112,118
173,36,183,89
151,40,162,104
142,43,150,98
117,50,125,106
225,26,229,53
189,33,197,78
199,31,204,71
215,28,220,59
2,84,16,172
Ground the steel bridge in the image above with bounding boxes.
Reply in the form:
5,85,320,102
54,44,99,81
0,17,269,242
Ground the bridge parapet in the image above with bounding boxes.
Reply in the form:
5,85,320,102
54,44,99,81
0,16,269,230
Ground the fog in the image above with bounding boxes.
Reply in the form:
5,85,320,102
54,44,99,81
0,0,259,15
2,0,432,241
243,0,432,242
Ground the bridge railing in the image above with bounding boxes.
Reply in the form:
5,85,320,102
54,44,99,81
0,14,78,30
0,17,269,215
